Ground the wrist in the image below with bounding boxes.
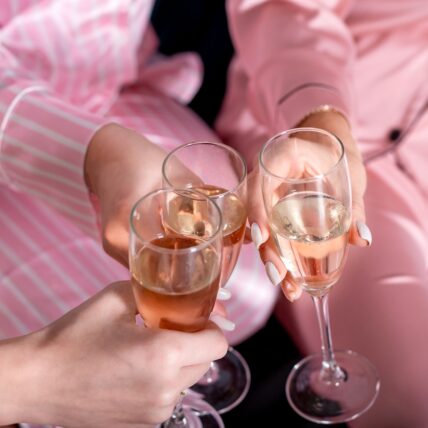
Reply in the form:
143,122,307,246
298,109,361,157
298,108,351,134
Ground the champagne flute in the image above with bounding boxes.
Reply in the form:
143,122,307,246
162,141,250,414
260,128,380,424
129,188,225,428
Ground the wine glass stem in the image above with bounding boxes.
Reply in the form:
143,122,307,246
162,394,187,427
312,294,345,383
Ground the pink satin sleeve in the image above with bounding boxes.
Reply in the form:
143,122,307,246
226,0,354,135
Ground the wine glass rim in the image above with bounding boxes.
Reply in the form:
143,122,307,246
162,140,247,197
259,127,346,183
129,187,223,255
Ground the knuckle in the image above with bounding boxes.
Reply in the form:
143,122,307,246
154,405,177,425
102,228,114,254
217,336,229,358
156,389,178,408
209,330,229,359
158,335,185,367
159,347,179,369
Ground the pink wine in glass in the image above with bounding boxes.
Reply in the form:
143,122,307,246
131,235,220,332
270,191,349,295
194,185,247,285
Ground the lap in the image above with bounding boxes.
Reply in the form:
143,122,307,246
275,153,428,427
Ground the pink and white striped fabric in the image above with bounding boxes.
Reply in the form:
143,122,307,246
0,0,278,358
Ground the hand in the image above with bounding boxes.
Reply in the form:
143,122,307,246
84,123,168,266
248,110,372,301
84,124,237,317
0,281,228,427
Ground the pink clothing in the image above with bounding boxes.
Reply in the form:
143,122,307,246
1,0,428,427
215,0,428,427
0,0,277,385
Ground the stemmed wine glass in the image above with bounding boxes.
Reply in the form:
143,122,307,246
129,188,225,428
162,141,250,414
259,128,380,424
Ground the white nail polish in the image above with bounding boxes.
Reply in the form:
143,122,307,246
210,314,236,331
265,262,282,286
284,281,296,301
217,288,232,301
357,221,372,246
251,223,263,249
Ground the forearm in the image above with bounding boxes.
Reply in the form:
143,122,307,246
0,335,38,425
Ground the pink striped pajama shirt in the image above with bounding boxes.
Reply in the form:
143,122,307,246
0,0,277,404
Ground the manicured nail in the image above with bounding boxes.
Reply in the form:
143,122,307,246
251,223,263,249
265,262,282,286
285,282,296,302
217,288,232,301
210,314,235,331
280,280,302,302
356,221,372,246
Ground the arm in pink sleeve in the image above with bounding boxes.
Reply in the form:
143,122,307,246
227,0,355,132
0,77,106,239
0,0,152,239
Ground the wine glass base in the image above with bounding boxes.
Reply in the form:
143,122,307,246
191,347,251,414
286,350,380,424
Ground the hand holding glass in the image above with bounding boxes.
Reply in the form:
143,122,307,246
129,188,225,428
260,128,380,424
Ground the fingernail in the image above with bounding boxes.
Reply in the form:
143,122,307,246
265,262,282,286
285,282,296,302
356,221,372,246
217,288,231,301
210,314,235,331
251,223,263,249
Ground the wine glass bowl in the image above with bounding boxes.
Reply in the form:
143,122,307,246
260,128,352,296
260,128,379,424
163,141,248,286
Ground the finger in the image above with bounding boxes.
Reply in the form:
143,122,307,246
349,198,372,247
209,313,235,332
345,148,371,247
102,219,130,267
247,165,269,249
258,236,287,286
279,272,303,302
107,281,138,318
243,226,252,244
212,301,227,317
179,362,214,390
169,322,229,366
258,237,302,302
